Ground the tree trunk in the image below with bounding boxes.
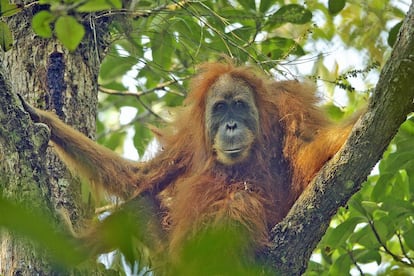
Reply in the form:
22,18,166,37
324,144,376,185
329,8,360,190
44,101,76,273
268,2,414,274
0,5,110,275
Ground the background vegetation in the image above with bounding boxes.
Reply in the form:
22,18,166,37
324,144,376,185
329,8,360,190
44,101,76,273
0,0,412,275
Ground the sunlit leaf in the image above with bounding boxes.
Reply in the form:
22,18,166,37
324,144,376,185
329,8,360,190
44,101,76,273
259,0,273,13
151,29,174,70
352,248,381,265
0,196,86,266
0,21,12,51
348,195,368,217
388,21,403,47
269,4,312,25
328,0,346,15
322,217,364,248
261,36,305,59
403,227,414,251
382,149,414,173
237,0,255,11
372,209,388,220
32,11,54,38
371,172,393,201
329,253,351,275
0,0,21,17
55,15,85,51
372,220,390,241
162,92,185,107
324,103,345,121
382,198,414,217
361,201,379,214
349,225,378,249
175,224,267,275
77,0,122,12
133,122,153,157
99,54,137,85
103,130,127,151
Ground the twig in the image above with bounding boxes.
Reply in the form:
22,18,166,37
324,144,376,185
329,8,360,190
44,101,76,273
347,249,365,276
95,204,117,214
396,231,414,265
369,220,413,267
93,1,192,20
98,78,187,98
175,0,261,64
95,109,151,141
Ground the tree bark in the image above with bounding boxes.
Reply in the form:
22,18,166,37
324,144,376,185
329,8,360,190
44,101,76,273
0,5,110,275
269,2,414,275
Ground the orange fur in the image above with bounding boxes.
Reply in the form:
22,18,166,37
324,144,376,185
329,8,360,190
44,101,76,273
154,64,356,254
25,61,359,267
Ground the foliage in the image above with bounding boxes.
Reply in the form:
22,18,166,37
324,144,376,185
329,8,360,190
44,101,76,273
0,0,20,51
1,0,412,274
305,117,414,275
0,196,86,268
0,194,270,274
94,0,317,156
171,225,271,275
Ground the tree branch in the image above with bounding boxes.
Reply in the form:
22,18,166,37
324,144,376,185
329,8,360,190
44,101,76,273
98,78,186,98
396,231,414,266
268,2,414,275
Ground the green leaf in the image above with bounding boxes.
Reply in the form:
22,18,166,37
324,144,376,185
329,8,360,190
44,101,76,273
361,201,379,214
259,0,273,13
372,220,390,241
382,198,414,217
382,151,414,175
163,92,185,107
38,0,54,4
269,4,312,25
99,50,137,85
348,194,368,217
151,29,174,70
372,209,388,220
32,11,54,38
237,0,255,11
324,103,345,121
0,0,21,17
329,254,351,275
306,260,325,274
77,0,122,12
349,225,379,249
387,21,402,47
0,196,87,266
261,36,305,59
352,248,381,264
0,21,12,51
133,123,153,157
403,227,414,251
322,217,364,248
102,130,127,151
371,172,393,201
328,0,346,15
399,117,414,137
55,16,85,51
